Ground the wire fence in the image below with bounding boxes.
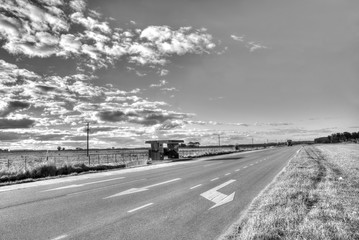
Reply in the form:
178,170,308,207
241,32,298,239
0,146,238,176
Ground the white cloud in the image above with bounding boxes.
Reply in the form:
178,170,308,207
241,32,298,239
150,80,168,88
230,34,244,42
159,69,169,76
247,41,268,52
0,1,217,74
69,0,87,12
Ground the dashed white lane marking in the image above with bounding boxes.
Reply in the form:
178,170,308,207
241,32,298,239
128,203,153,213
243,166,247,168
42,177,125,192
211,178,219,181
104,178,181,199
67,178,146,196
190,184,202,189
203,162,223,167
235,169,240,172
51,234,68,240
225,173,231,176
250,164,253,166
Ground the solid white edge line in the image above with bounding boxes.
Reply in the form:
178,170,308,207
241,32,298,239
211,178,219,181
190,184,202,189
51,234,68,240
128,203,153,213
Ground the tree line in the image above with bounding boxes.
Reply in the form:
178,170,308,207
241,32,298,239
315,131,359,143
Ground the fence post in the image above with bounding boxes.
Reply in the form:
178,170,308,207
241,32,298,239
88,155,90,166
98,154,100,165
24,156,27,171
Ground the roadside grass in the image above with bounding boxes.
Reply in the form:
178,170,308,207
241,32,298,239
0,162,126,185
221,145,359,240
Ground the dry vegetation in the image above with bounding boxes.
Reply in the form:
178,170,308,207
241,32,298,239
222,144,359,240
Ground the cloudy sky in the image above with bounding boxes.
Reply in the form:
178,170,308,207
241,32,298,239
0,0,358,150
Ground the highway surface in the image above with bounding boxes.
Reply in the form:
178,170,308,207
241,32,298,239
0,146,300,240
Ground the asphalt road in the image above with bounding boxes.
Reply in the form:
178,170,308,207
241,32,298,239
0,146,301,240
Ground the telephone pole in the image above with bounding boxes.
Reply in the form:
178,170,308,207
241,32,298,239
218,134,221,146
86,122,89,156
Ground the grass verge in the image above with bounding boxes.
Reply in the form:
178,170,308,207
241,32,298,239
0,163,126,185
221,145,359,240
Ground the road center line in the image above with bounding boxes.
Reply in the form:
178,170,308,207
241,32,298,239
190,184,202,189
225,173,231,176
203,162,223,167
211,177,219,181
42,177,125,192
235,169,240,172
145,178,181,188
51,234,68,240
128,203,153,213
67,178,146,196
243,166,247,168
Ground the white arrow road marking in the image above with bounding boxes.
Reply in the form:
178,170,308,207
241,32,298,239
104,178,181,199
42,177,125,192
200,179,236,210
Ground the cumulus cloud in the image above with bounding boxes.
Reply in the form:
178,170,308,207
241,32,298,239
69,0,87,12
97,109,192,126
0,1,217,73
0,118,35,129
0,101,31,117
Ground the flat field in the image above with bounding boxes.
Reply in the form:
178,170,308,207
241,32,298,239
0,146,237,179
222,144,359,240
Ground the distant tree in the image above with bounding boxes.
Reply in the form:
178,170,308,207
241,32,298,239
62,147,65,151
343,132,352,141
57,146,61,151
327,135,332,143
352,132,359,139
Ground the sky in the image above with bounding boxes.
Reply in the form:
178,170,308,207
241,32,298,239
0,0,358,150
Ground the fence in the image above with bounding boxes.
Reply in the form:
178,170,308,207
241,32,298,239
0,146,237,177
0,151,149,176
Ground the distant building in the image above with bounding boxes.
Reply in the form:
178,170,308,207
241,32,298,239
188,142,200,147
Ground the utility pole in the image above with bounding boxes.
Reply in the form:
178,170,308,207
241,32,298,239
218,134,221,146
252,138,254,148
86,122,89,157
